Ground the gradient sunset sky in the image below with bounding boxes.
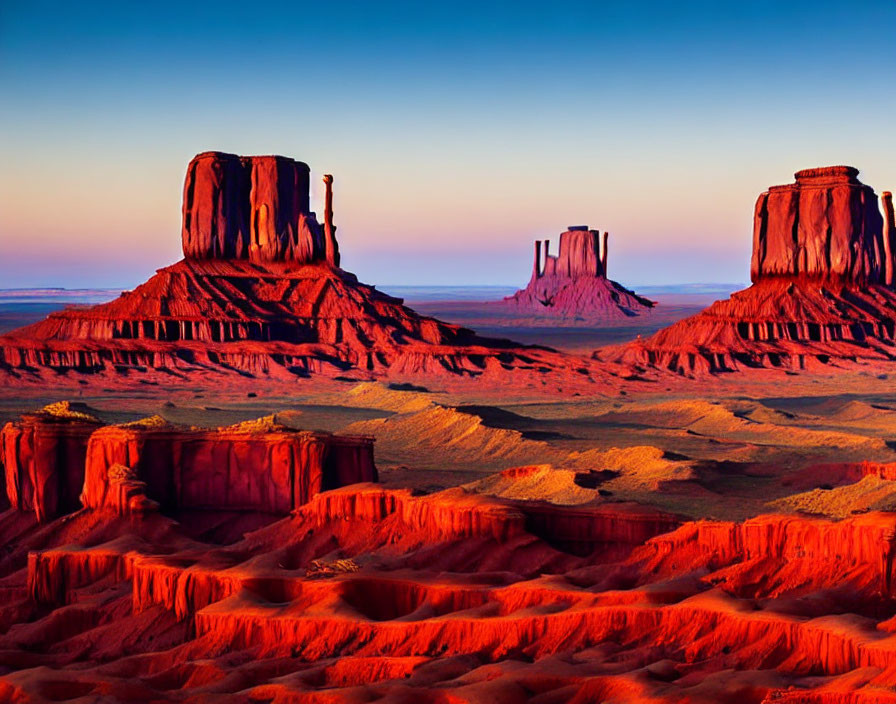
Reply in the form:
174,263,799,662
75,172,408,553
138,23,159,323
2,1,894,289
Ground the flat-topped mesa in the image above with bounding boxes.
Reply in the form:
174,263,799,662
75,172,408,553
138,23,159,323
81,418,376,517
181,151,339,266
3,405,377,522
751,166,889,285
534,226,607,280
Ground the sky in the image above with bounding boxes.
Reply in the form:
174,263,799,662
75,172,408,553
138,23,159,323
1,1,895,290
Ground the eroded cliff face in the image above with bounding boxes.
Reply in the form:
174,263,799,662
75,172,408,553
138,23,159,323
5,480,896,703
2,407,375,524
81,419,376,516
751,167,888,284
498,227,654,320
181,151,335,265
1,403,101,522
601,166,896,375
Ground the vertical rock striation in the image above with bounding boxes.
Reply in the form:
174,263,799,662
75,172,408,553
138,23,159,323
2,407,376,523
182,152,325,264
751,166,887,284
80,418,376,516
882,191,895,287
1,403,101,522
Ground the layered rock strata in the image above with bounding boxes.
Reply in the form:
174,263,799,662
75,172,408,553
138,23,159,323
602,166,896,374
5,480,896,702
498,226,654,320
81,417,376,516
0,152,598,388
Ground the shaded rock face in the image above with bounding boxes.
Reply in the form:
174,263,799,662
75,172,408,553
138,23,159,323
181,151,337,266
602,166,896,375
541,227,604,278
751,166,886,284
499,227,653,320
81,422,376,517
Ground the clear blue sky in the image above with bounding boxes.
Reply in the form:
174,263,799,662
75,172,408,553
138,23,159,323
1,1,894,288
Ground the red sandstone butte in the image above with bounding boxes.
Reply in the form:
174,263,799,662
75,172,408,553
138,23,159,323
496,226,654,321
600,166,896,375
181,152,338,266
0,152,601,389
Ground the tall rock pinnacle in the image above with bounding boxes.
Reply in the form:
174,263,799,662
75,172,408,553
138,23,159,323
323,174,339,267
882,191,895,287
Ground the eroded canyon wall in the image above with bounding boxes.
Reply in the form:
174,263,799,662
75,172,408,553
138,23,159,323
2,407,376,522
1,407,101,522
81,421,377,516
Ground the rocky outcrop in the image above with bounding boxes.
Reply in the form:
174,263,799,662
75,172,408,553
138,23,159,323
101,464,157,516
2,406,375,522
601,167,896,375
0,152,602,390
1,402,101,522
496,226,654,321
80,417,376,516
181,152,331,265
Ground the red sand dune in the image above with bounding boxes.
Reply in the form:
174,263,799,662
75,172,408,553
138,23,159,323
600,167,896,375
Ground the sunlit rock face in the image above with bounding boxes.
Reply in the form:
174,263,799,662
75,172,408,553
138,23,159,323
1,403,101,522
181,151,334,265
2,406,376,523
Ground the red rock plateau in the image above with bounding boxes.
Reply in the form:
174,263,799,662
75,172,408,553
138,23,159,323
601,167,896,375
0,152,603,391
495,226,655,322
